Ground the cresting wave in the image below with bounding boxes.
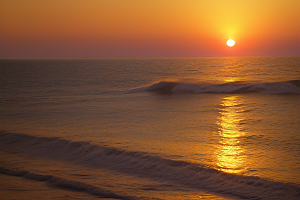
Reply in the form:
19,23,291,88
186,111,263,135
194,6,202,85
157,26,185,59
132,80,300,94
1,132,300,200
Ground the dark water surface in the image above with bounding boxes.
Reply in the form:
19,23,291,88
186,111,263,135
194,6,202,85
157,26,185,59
1,57,300,200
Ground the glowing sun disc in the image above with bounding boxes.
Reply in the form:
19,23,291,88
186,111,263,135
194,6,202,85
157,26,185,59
226,39,235,47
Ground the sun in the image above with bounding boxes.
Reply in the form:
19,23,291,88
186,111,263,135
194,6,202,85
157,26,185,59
226,39,235,47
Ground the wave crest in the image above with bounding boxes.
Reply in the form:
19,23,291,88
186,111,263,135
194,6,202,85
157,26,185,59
133,80,300,94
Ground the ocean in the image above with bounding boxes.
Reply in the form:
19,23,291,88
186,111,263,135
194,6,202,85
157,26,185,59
0,57,299,200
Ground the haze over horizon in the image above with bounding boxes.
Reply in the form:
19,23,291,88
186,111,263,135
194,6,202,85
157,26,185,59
1,0,299,59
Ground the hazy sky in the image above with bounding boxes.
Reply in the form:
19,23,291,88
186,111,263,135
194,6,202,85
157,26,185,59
1,0,299,58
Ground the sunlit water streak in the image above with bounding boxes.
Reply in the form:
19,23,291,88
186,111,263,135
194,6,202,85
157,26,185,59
216,96,247,174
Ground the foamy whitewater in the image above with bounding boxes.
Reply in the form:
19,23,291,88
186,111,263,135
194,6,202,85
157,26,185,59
0,57,299,200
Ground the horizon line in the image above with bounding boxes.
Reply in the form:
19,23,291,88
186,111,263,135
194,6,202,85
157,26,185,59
1,55,299,60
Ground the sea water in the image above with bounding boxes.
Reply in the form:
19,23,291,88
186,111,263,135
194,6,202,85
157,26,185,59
0,57,299,200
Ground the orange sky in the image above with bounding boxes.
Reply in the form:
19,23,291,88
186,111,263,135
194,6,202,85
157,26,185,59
0,0,299,58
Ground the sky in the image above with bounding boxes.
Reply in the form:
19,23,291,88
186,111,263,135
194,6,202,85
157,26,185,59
0,0,299,58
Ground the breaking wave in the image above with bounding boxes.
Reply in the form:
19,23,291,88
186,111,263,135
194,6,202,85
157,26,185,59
1,132,300,200
132,80,300,94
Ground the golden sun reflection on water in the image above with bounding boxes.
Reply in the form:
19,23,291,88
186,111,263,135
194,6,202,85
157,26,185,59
215,96,247,174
